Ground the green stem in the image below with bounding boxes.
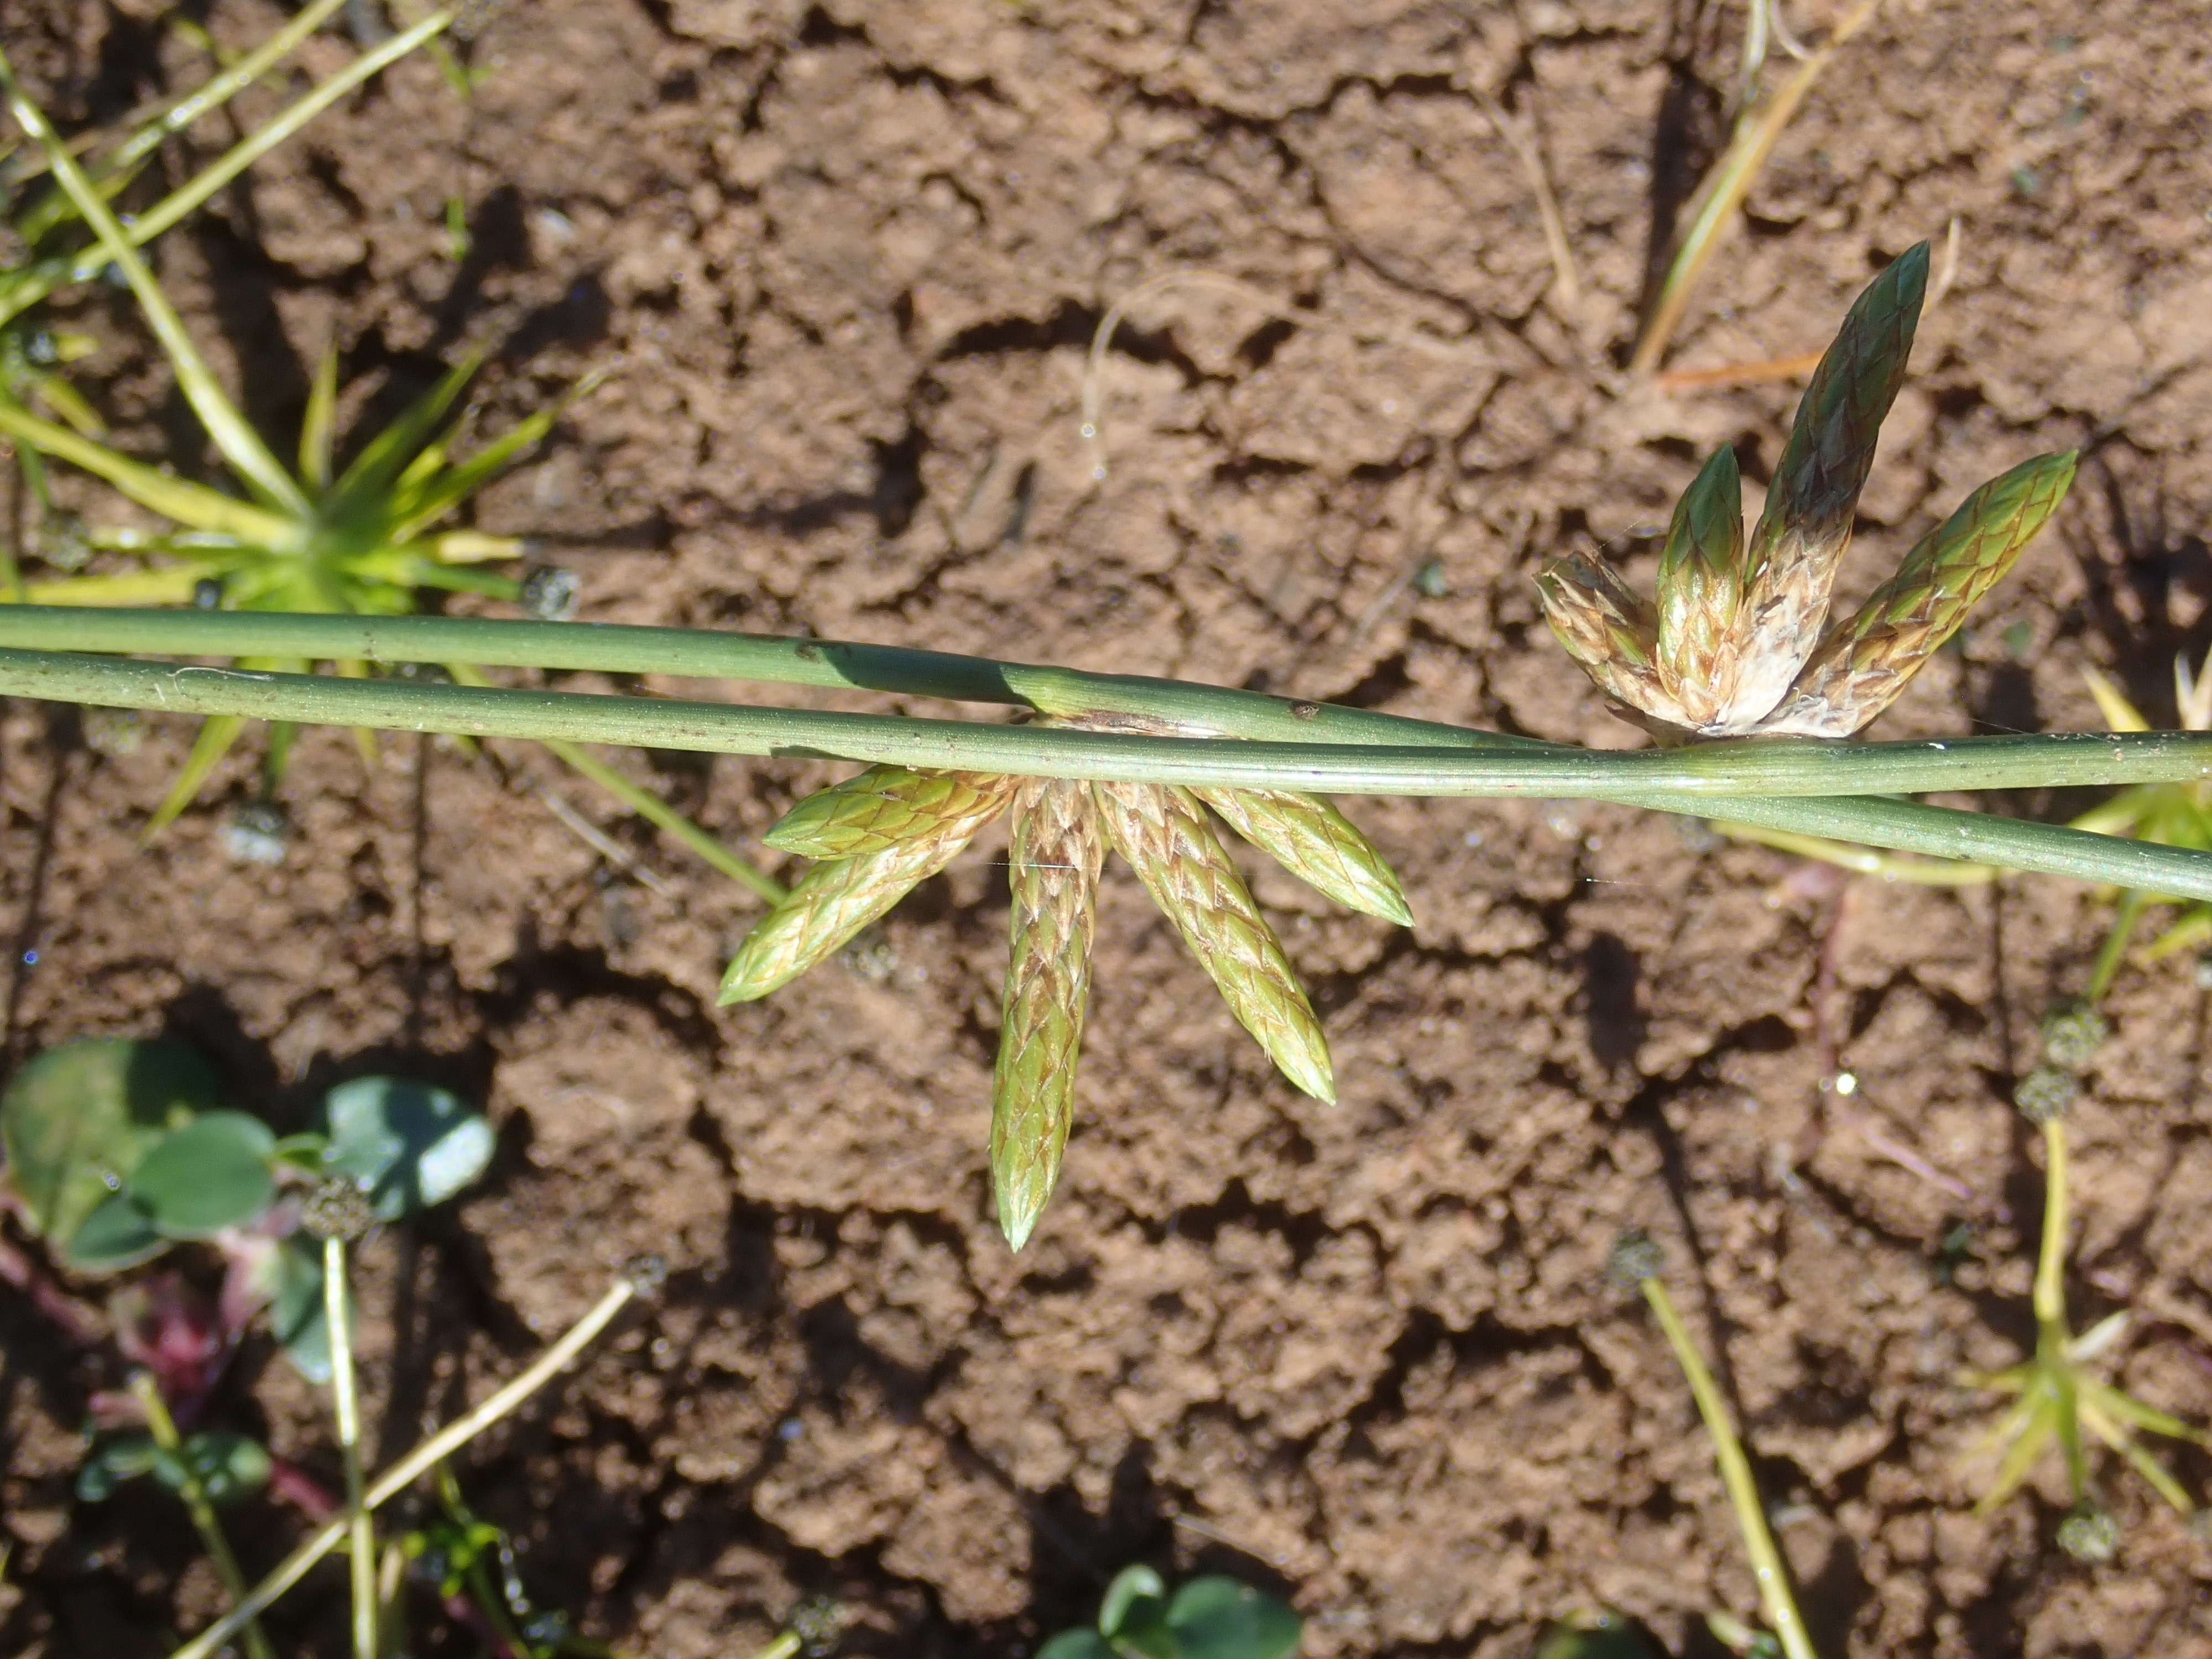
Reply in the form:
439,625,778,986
2086,888,2150,1006
325,1236,377,1659
2034,1117,2069,1333
6,607,2210,794
131,1374,280,1659
748,1637,800,1659
4,643,2211,899
168,1275,638,1659
1641,1280,1820,1659
2032,1116,2095,1504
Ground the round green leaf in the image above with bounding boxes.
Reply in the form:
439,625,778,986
321,1076,494,1219
126,1111,275,1238
1,1038,217,1243
62,1190,167,1274
1039,1635,1117,1659
1166,1578,1302,1659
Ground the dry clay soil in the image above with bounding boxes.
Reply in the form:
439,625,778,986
7,0,2212,1655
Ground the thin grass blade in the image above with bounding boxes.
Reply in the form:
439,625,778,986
0,398,298,545
1627,0,1884,377
1971,1401,2056,1515
992,778,1104,1250
328,351,483,517
388,372,603,542
20,566,208,605
0,54,309,515
2078,1379,2209,1446
2078,1399,2199,1515
1193,786,1412,925
3,11,452,328
143,713,247,838
1093,780,1334,1101
2079,666,2150,734
30,371,106,439
1761,450,2078,737
300,343,339,491
537,735,785,904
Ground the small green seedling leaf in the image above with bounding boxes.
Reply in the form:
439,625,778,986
75,1432,161,1501
1100,1566,1170,1638
126,1110,275,1238
1165,1577,1301,1659
270,1235,341,1384
1,1037,218,1243
160,1432,273,1505
76,1429,268,1505
320,1075,494,1219
62,1190,167,1272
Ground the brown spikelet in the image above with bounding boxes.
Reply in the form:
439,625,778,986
1193,787,1412,926
1726,243,1928,726
1092,781,1334,1102
990,779,1105,1250
719,773,1016,1003
1535,554,1692,732
766,766,1016,858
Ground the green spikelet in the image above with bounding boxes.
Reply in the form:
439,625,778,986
1193,787,1412,926
1092,781,1334,1102
719,772,1016,1003
765,765,1020,859
990,778,1105,1250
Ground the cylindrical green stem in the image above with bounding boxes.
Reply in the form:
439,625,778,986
748,1636,801,1659
9,607,2212,790
131,1374,279,1659
1641,1279,1820,1659
9,607,2212,794
4,642,2210,899
168,1275,637,1659
2034,1117,2070,1333
324,1237,377,1659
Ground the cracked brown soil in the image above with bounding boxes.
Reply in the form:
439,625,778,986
7,0,2212,1654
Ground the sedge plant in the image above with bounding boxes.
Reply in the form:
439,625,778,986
1,254,2210,1246
0,0,448,597
1958,1009,2210,1556
0,45,782,899
0,40,583,829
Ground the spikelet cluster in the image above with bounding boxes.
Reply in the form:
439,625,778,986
720,750,1412,1248
1538,242,2078,742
